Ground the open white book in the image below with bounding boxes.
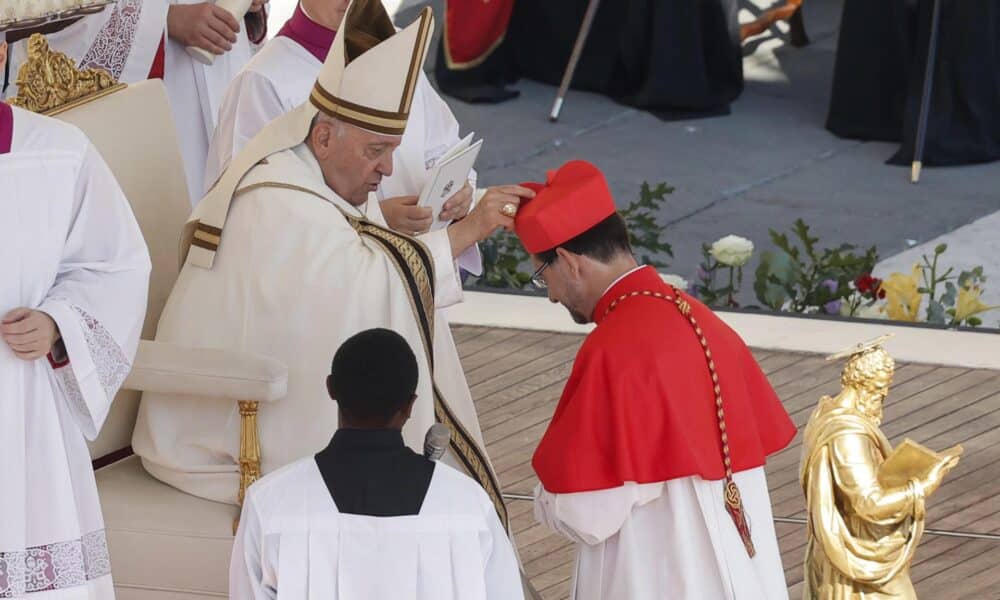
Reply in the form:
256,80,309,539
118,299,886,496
420,133,484,231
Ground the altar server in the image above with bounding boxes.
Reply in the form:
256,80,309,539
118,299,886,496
231,328,524,600
0,93,150,599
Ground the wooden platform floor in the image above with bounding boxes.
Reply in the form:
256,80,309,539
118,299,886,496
453,325,1000,600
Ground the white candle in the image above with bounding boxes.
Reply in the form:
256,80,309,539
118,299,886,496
186,0,253,65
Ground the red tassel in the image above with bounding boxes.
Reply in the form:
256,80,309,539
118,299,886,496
725,480,756,557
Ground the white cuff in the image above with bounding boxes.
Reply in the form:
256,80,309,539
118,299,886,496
457,244,483,276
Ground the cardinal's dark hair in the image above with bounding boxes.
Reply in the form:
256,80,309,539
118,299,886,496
535,213,632,264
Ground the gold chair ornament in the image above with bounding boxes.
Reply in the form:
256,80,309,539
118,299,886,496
9,34,125,116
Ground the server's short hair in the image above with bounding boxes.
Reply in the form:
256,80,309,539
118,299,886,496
330,328,418,423
535,213,633,264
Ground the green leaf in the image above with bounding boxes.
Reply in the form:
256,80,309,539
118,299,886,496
791,220,818,263
968,317,983,327
754,251,794,310
624,181,674,264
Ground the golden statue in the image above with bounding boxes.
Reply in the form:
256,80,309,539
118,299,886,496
799,335,962,599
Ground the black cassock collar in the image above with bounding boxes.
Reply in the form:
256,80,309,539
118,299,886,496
314,428,435,517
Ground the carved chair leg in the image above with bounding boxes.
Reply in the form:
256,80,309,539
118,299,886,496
234,400,261,535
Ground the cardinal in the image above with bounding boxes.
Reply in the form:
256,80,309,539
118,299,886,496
513,159,796,600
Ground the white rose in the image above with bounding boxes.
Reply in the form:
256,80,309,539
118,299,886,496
840,293,862,317
855,302,888,320
659,273,689,290
710,235,754,267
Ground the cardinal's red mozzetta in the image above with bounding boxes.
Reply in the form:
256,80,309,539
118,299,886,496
532,265,796,493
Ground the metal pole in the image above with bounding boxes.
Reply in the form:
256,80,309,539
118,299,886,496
549,0,602,122
912,0,943,183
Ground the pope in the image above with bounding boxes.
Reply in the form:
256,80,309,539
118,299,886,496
513,160,797,600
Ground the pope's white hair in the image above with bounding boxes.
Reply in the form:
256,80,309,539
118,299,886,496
310,111,348,138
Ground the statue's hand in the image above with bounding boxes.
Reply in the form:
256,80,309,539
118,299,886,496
918,457,959,497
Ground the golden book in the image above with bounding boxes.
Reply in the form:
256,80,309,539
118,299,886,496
878,438,962,489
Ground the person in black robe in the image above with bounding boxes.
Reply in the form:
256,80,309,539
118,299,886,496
827,0,1000,167
435,0,745,119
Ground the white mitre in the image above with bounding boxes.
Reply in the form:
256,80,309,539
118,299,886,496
184,0,434,269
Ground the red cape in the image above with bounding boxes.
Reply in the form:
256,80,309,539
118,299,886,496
533,267,797,494
442,0,514,69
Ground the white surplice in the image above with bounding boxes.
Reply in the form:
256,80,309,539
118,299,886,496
132,143,485,504
231,457,524,600
164,0,260,206
0,107,150,599
535,468,789,600
203,34,482,274
5,0,168,97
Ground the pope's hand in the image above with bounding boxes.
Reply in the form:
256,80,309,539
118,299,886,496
439,183,473,222
467,185,535,238
167,3,241,55
446,185,535,258
1,308,61,362
249,0,267,13
381,196,433,235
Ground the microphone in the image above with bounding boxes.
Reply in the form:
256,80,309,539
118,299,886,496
423,423,451,461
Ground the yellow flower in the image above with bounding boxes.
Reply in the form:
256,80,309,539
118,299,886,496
954,286,1000,323
879,265,922,322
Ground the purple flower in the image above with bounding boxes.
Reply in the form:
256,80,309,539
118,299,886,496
821,279,838,293
696,266,709,281
824,300,842,315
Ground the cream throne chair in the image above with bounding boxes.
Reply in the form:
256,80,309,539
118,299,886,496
10,35,288,599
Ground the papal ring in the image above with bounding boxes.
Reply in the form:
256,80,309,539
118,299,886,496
500,203,518,217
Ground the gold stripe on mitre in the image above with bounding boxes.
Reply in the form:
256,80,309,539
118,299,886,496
310,85,409,136
399,8,433,114
307,3,433,137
